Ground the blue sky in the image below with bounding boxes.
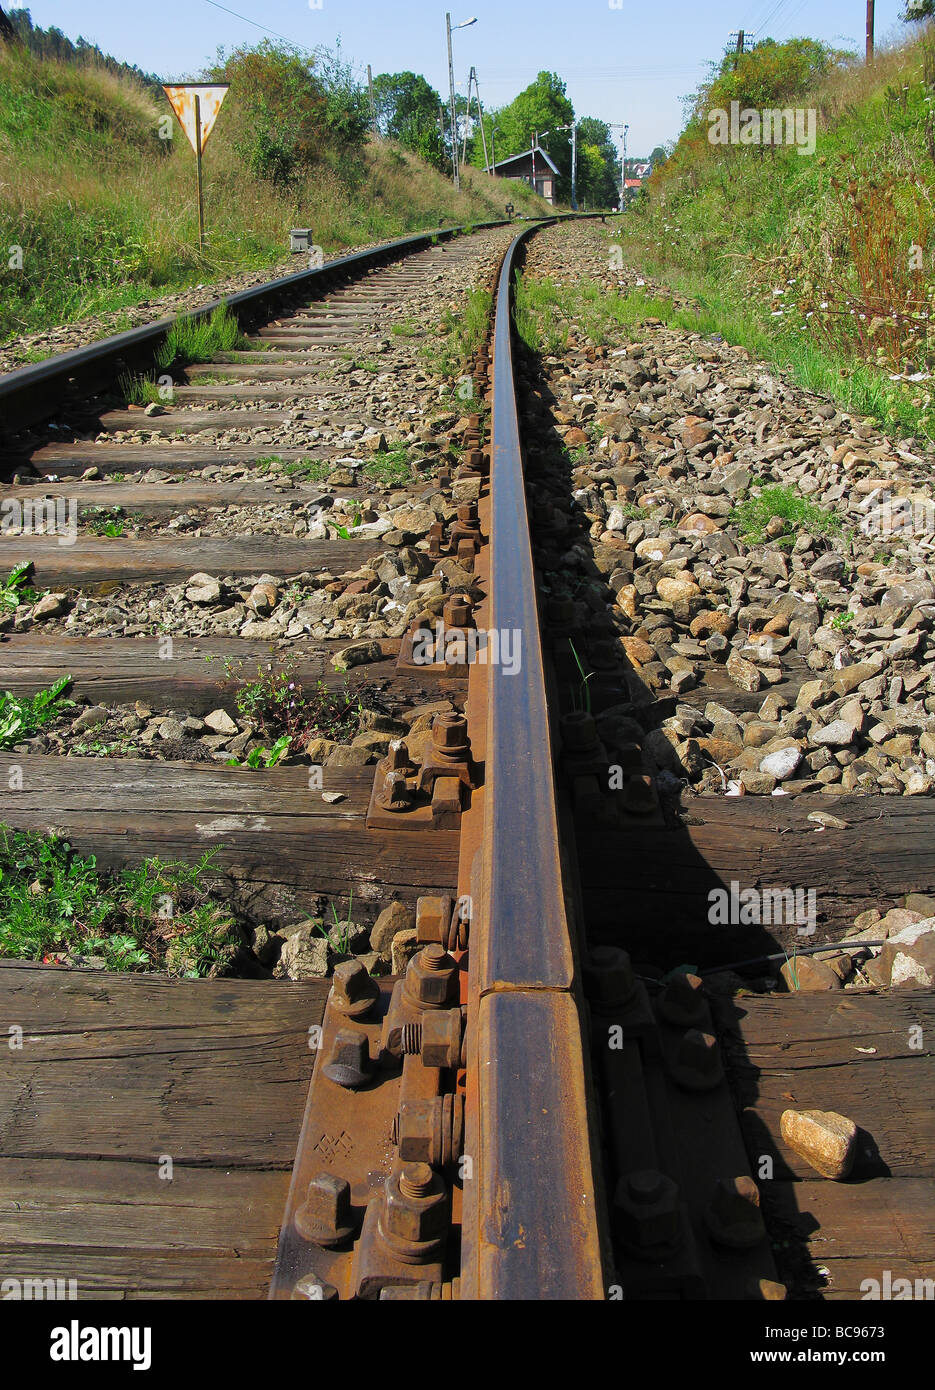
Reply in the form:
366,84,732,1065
9,0,914,155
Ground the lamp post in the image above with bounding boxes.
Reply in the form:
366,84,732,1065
446,13,477,191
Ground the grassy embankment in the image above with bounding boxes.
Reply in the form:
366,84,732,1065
610,33,935,441
0,40,549,348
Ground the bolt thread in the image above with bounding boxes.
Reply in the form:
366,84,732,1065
399,1166,433,1200
400,1022,422,1054
422,944,448,972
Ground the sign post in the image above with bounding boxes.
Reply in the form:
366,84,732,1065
162,84,230,251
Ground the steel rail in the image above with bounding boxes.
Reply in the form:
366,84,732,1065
461,225,608,1299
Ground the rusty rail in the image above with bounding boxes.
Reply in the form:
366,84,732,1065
264,218,608,1301
459,226,607,1299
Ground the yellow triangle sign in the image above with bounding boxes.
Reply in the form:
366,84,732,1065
163,84,229,154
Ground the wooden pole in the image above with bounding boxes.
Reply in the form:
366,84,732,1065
866,0,875,62
194,94,205,253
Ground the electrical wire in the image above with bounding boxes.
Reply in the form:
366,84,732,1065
200,0,316,53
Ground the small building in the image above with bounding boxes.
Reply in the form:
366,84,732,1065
490,144,560,205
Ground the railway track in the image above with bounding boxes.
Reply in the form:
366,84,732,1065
1,218,933,1305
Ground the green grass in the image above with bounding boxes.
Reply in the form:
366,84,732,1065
223,658,363,754
282,458,333,483
425,286,493,381
226,735,291,769
361,446,417,487
155,302,247,370
611,33,935,441
0,829,240,976
730,486,843,548
81,506,134,536
0,35,553,352
0,562,41,612
0,677,73,749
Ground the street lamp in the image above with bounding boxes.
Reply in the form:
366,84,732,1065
446,14,477,191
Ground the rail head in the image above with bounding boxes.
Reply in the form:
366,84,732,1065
463,222,607,1300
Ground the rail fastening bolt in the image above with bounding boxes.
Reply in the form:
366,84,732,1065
704,1175,767,1250
330,958,379,1019
294,1171,355,1248
670,1028,724,1092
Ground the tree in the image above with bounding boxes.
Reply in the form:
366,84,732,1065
208,41,367,189
372,71,445,169
648,145,669,171
904,1,934,18
575,117,620,206
472,71,574,196
0,7,17,41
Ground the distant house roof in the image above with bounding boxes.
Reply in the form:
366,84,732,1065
492,144,560,176
624,179,643,189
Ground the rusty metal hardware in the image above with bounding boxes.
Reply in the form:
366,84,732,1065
613,1169,682,1261
399,1005,467,1070
330,959,380,1020
323,1029,372,1089
704,1176,767,1250
415,895,469,951
583,946,637,1012
294,1172,356,1248
403,944,459,1011
393,1093,464,1167
668,1028,724,1093
376,1161,449,1265
656,972,708,1030
366,718,475,832
378,1279,460,1300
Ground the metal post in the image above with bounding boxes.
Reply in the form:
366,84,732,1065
475,74,490,172
571,121,577,210
462,66,473,168
446,14,460,190
194,94,205,252
531,135,536,196
367,64,378,135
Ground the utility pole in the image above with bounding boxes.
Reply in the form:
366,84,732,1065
445,14,477,191
866,0,875,62
446,14,460,190
367,64,378,136
734,30,744,68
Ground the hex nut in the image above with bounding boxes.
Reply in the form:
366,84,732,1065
613,1169,682,1257
421,1007,464,1069
379,1162,447,1264
404,944,458,1010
